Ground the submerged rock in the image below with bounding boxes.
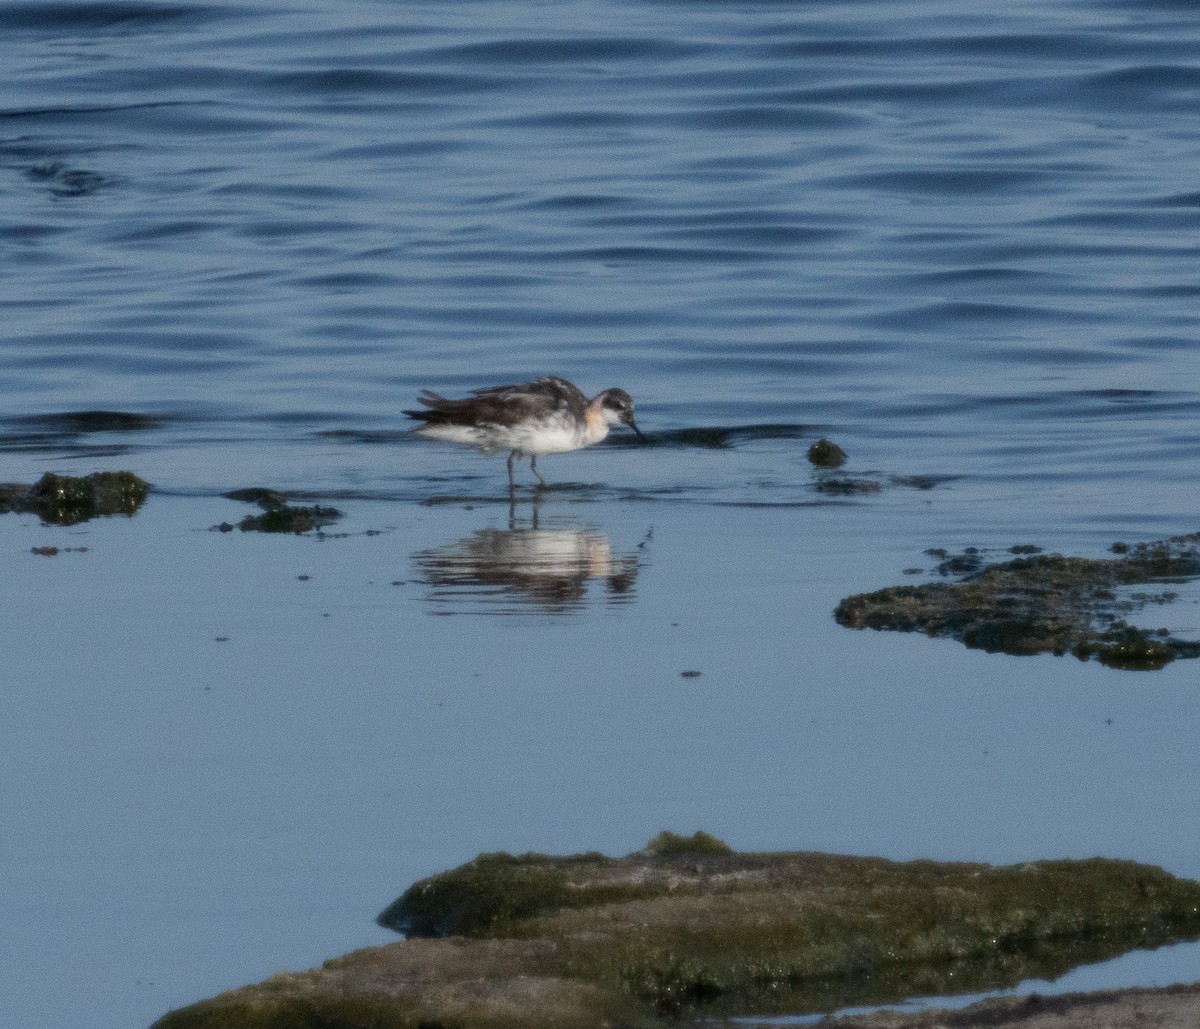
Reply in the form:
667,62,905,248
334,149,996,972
214,488,342,534
231,505,342,534
153,835,1200,1029
836,534,1200,670
0,471,149,525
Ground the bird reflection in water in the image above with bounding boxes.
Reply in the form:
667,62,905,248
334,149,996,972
412,520,644,615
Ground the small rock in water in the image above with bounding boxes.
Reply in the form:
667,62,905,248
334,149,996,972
808,438,847,467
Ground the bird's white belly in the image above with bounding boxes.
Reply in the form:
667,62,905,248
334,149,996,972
504,420,590,455
417,418,600,455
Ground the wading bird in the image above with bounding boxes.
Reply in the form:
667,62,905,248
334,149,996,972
405,376,645,488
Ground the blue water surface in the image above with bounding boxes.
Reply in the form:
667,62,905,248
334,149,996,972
3,1,1200,1026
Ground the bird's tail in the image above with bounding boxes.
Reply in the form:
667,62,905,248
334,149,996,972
404,390,452,422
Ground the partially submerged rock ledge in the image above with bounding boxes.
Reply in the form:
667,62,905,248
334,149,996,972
153,833,1200,1029
0,471,149,525
836,534,1200,670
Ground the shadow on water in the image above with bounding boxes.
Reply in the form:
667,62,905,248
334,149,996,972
610,423,813,449
0,410,164,456
412,503,647,615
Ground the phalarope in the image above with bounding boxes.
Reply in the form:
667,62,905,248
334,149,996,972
405,376,645,487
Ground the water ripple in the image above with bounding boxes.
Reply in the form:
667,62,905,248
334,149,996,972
421,36,705,65
0,0,1197,502
0,1,230,31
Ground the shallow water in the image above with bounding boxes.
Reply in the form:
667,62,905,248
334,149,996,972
736,936,1200,1025
3,0,1200,1026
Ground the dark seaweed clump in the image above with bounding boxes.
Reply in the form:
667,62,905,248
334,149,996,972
836,533,1200,670
0,471,149,525
214,487,342,534
232,506,341,534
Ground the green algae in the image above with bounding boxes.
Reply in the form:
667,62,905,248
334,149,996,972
0,471,149,525
641,830,735,858
836,534,1200,670
378,850,651,938
156,837,1200,1029
380,835,735,938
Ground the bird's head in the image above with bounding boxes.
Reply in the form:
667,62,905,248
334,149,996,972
598,388,645,440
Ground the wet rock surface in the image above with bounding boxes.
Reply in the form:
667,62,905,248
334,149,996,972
836,534,1200,670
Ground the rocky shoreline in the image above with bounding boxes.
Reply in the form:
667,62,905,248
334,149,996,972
153,833,1200,1029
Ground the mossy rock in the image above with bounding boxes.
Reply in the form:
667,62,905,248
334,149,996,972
155,836,1200,1029
153,939,654,1029
836,535,1200,669
0,471,149,524
383,835,733,938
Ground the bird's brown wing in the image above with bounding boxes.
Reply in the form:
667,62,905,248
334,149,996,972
471,377,587,410
406,378,585,427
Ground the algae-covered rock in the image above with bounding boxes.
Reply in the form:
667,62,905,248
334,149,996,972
154,836,1200,1029
378,850,627,938
0,471,149,525
234,505,342,534
212,488,342,534
836,534,1200,670
153,938,654,1029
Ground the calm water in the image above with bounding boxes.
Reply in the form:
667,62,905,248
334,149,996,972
4,1,1200,1026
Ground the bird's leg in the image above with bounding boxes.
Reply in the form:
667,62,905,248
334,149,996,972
530,454,547,487
507,451,517,490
